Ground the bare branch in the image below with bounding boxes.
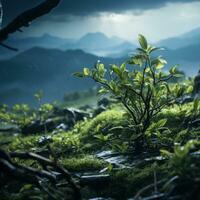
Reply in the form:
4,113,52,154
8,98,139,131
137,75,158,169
0,0,61,43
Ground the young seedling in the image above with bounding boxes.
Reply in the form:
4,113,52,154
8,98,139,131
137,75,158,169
75,35,183,152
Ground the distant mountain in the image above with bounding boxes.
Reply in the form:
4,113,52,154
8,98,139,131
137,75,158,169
113,41,200,75
0,32,128,59
77,32,124,49
155,27,200,75
157,27,200,49
162,43,200,75
0,47,119,105
0,34,76,60
107,42,137,58
61,32,129,56
9,34,75,49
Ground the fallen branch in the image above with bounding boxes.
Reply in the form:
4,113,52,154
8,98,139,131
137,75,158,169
0,149,81,200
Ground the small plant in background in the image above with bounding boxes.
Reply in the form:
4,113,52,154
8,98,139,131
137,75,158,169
75,34,184,152
34,90,43,106
34,90,54,126
34,91,54,133
161,140,200,199
12,104,30,128
0,104,11,123
34,90,44,121
39,103,54,121
39,103,54,133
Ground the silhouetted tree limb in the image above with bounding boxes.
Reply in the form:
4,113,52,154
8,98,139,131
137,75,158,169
0,0,61,50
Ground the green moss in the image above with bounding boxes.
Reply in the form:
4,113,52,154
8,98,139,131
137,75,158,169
75,109,126,137
105,164,167,199
5,132,80,155
157,106,186,132
52,131,81,152
7,135,41,152
70,109,127,151
61,155,106,172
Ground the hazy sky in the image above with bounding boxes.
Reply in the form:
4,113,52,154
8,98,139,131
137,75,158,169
1,0,200,42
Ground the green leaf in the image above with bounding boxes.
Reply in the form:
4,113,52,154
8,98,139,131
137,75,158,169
131,54,145,66
120,62,126,71
137,47,146,53
98,87,109,94
83,67,90,76
111,64,121,76
147,46,161,54
97,63,106,77
157,119,167,127
135,72,143,83
73,72,84,77
186,85,193,94
152,58,167,69
107,163,113,172
193,98,199,111
138,34,148,50
20,184,33,192
169,65,179,74
173,73,184,78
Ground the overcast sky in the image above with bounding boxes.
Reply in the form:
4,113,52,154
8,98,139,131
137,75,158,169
1,0,200,42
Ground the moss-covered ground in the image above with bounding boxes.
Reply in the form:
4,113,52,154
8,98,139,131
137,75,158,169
0,100,200,200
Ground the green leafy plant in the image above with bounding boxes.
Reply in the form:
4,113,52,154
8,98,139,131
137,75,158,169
161,140,200,199
34,90,43,106
34,90,44,121
12,104,31,128
39,103,54,133
161,140,200,176
0,104,11,123
75,34,183,152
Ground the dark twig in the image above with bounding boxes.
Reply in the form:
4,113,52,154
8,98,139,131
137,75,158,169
0,0,61,47
0,149,81,200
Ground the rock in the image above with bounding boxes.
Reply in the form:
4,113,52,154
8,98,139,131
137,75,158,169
22,119,56,134
69,108,91,121
22,109,89,134
79,105,93,111
80,174,110,188
54,107,90,119
189,118,200,128
22,120,43,134
38,135,53,146
89,198,113,200
96,151,163,169
96,151,113,158
22,107,90,134
51,123,70,134
93,105,106,116
128,194,165,200
96,151,131,168
56,123,69,131
98,97,111,107
177,95,194,104
53,107,91,126
0,123,19,134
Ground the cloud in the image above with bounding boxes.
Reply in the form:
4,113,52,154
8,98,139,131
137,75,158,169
21,1,200,43
51,0,200,16
2,0,200,24
2,0,200,43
